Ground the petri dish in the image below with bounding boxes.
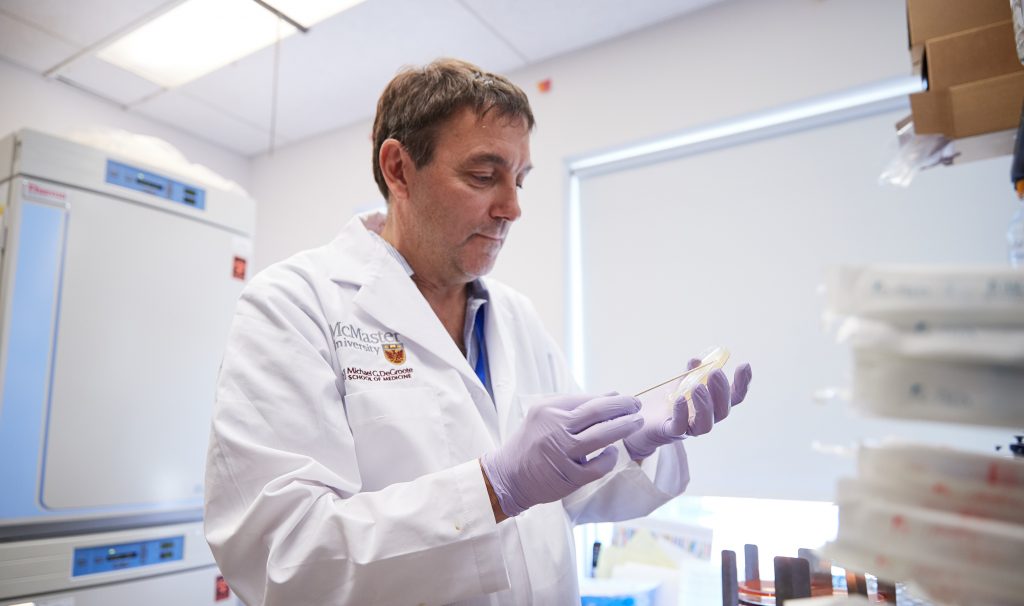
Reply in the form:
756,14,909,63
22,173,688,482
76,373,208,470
668,346,731,402
635,347,730,423
859,441,1024,490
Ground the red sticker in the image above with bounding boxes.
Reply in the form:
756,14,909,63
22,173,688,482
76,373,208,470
232,257,247,280
215,575,231,601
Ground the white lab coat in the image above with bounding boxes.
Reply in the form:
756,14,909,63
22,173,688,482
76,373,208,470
205,213,690,606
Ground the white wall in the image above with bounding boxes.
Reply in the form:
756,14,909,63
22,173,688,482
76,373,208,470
246,0,912,350
0,60,249,188
247,118,382,269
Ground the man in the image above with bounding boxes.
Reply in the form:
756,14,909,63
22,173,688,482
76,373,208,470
205,59,752,605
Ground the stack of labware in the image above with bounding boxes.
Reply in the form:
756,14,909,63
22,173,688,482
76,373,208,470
826,265,1024,428
825,442,1024,605
821,265,1024,606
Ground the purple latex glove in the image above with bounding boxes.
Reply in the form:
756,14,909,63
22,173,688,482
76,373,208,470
623,360,753,461
481,393,643,517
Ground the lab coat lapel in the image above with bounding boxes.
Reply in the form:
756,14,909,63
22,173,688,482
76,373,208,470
353,266,479,388
328,214,468,381
330,213,499,438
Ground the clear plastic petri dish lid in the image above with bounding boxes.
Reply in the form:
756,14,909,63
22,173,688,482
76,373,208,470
670,346,730,401
635,347,730,422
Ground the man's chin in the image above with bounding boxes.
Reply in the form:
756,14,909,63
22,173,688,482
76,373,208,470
459,257,499,279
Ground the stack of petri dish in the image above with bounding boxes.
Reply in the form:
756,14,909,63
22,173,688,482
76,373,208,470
825,442,1024,605
826,265,1024,427
821,265,1024,605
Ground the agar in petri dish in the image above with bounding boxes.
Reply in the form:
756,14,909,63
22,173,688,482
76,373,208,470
669,346,731,402
635,347,730,424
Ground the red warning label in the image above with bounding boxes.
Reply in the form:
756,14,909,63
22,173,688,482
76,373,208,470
215,575,231,601
232,257,247,280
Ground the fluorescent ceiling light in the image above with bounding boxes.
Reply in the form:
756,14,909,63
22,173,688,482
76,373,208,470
97,0,365,88
262,0,367,28
98,0,296,88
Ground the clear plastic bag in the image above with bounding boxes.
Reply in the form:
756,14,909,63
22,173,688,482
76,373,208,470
878,116,958,187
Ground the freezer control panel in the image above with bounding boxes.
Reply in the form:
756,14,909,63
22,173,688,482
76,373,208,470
72,535,184,576
105,160,206,210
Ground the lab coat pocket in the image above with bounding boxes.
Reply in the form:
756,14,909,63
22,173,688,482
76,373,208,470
343,386,446,491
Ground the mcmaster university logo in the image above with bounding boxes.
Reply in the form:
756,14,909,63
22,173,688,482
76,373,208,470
382,343,406,365
332,322,407,366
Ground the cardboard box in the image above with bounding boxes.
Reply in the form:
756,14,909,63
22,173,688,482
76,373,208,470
911,71,1024,138
907,1,1024,139
906,0,1011,47
924,20,1023,90
909,43,925,77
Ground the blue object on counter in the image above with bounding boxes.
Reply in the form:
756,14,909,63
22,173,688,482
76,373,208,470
579,578,660,606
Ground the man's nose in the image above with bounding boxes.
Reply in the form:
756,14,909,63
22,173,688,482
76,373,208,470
492,182,521,223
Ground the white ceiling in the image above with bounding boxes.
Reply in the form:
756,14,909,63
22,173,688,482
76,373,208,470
0,0,723,156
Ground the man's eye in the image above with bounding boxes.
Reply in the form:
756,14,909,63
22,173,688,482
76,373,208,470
471,174,494,184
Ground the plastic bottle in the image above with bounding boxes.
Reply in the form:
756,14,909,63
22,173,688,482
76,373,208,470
1010,199,1024,268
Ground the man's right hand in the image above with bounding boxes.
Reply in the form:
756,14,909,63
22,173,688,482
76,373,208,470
480,393,643,519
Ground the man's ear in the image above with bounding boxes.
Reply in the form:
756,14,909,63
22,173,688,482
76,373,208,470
379,139,412,203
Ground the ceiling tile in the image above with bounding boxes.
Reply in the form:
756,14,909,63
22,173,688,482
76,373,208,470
272,0,528,141
0,0,176,47
0,11,79,72
173,43,276,139
459,0,722,62
133,90,285,156
56,55,162,105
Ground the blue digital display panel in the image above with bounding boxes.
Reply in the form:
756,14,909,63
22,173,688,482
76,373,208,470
105,160,206,210
72,535,184,576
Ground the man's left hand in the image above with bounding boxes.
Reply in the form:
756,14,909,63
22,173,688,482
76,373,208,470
623,360,753,462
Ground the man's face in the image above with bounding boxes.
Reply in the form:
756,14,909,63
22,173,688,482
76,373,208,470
400,107,531,284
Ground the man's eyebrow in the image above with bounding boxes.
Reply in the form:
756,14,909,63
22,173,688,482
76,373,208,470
464,153,533,175
464,152,510,168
